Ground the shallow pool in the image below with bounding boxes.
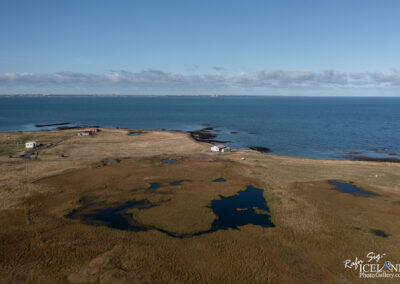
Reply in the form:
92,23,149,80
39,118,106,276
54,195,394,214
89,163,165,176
328,181,379,197
66,185,275,238
163,159,177,163
212,177,227,183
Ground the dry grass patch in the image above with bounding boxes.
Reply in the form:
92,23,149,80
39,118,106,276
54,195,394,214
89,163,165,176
2,129,400,283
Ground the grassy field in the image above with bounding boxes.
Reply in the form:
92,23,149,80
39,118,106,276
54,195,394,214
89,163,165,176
0,128,399,283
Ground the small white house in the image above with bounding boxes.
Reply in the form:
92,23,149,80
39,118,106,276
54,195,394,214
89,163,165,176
211,145,220,152
25,141,37,149
77,129,97,136
211,144,230,153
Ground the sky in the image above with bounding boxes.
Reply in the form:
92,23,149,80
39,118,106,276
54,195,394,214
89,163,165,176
0,0,400,95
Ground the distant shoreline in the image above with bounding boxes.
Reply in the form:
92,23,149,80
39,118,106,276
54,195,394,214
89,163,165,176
1,94,400,98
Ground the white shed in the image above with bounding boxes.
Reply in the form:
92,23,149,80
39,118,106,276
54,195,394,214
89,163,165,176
25,141,37,149
211,144,230,152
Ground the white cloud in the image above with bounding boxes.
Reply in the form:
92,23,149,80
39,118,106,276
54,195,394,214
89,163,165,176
1,69,400,94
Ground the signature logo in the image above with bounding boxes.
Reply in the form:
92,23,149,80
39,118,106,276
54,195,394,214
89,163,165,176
344,252,400,279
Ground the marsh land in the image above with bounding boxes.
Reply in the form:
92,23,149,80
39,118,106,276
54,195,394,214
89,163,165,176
0,128,400,283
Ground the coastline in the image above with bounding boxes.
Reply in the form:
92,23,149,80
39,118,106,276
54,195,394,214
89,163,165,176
3,126,400,164
1,96,399,162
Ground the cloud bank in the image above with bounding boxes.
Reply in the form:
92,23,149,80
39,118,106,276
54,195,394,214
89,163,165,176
1,69,400,94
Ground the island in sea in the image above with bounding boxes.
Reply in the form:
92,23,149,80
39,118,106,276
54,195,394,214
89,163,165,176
0,127,399,283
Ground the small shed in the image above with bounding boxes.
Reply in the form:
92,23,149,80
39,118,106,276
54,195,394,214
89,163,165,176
25,141,37,149
78,129,95,136
211,144,230,152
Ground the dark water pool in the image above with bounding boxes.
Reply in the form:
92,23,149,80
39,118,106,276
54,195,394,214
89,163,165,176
66,198,154,231
328,181,379,197
156,185,275,237
66,185,274,238
169,180,190,186
212,177,227,182
209,185,274,231
146,182,161,193
370,229,389,238
163,159,177,163
149,182,160,189
128,132,141,136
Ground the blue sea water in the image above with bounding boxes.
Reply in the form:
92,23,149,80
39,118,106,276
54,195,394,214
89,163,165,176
0,96,399,160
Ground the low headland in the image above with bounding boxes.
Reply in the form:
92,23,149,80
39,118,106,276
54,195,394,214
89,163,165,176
0,128,400,283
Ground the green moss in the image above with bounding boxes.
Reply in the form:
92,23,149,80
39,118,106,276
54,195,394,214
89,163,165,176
0,134,34,156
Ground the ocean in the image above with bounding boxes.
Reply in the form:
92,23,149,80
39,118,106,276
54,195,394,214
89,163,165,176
0,96,399,160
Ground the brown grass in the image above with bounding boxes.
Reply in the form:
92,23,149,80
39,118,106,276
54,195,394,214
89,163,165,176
1,128,400,283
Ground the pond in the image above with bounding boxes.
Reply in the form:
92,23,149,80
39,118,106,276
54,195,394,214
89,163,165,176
328,181,379,197
128,132,141,136
162,159,177,163
66,185,274,238
212,177,227,183
146,182,161,193
66,198,154,232
148,182,160,189
370,229,389,238
169,180,190,186
209,185,274,231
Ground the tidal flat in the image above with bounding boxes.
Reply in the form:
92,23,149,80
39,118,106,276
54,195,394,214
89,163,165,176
0,128,400,283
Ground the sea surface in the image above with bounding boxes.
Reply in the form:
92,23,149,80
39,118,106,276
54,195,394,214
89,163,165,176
0,96,399,160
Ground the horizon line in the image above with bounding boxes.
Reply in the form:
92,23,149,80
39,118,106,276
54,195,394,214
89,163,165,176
1,94,400,98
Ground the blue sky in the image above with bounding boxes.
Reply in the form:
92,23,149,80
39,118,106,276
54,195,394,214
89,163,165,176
0,0,399,95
